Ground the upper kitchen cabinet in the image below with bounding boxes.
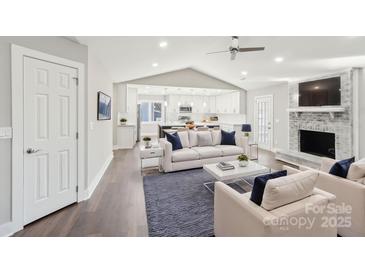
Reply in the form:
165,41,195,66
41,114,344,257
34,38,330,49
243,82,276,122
216,91,244,114
115,83,128,113
208,96,216,113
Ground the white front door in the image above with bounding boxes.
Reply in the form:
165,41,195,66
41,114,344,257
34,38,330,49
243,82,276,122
23,57,78,225
254,95,273,150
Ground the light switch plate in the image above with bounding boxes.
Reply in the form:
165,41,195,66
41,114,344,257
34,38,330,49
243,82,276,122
0,127,12,139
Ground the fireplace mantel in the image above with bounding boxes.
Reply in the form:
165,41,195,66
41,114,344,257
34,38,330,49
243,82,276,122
287,106,345,119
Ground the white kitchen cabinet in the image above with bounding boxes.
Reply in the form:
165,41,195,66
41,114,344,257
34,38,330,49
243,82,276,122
126,87,137,125
192,96,203,113
209,96,216,113
117,125,136,149
215,92,241,114
231,92,240,114
115,83,128,113
200,96,210,113
168,95,179,113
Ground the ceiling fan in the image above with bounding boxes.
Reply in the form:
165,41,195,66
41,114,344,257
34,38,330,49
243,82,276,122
207,36,265,60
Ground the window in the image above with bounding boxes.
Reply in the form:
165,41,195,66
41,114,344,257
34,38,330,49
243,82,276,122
139,101,163,122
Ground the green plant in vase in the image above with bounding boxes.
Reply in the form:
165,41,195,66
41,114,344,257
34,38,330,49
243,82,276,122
143,136,152,148
237,153,249,167
120,118,127,125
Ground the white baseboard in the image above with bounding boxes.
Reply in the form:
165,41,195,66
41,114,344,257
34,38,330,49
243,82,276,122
86,153,113,199
0,154,114,237
0,221,22,237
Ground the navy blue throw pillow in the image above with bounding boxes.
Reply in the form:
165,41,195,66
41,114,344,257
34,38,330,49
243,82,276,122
221,130,236,145
166,132,183,151
250,170,287,206
329,157,355,178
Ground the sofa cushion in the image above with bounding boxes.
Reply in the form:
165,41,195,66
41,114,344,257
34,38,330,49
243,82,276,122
261,170,318,211
191,146,222,159
329,157,355,178
215,145,243,156
171,148,200,162
347,158,365,181
177,131,190,148
221,130,236,145
197,131,213,147
320,157,337,173
250,170,287,206
166,132,183,151
211,130,221,145
188,130,198,147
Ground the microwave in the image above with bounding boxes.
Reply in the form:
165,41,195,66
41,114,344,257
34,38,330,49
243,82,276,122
179,106,192,113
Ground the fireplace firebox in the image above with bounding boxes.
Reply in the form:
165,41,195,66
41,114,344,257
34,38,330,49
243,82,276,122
299,130,335,159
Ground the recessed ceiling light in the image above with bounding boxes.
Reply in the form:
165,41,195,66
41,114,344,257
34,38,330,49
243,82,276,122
274,57,284,63
152,62,159,67
159,41,168,48
241,71,248,76
314,86,319,90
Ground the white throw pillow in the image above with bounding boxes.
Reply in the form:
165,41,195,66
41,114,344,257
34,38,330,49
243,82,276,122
347,158,365,181
320,157,337,173
197,131,213,147
261,170,318,211
211,130,221,145
177,131,190,148
188,130,198,147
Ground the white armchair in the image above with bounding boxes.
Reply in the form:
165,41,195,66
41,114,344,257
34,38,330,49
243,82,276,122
214,171,337,237
298,157,365,237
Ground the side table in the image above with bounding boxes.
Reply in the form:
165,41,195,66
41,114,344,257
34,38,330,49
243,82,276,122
139,145,163,174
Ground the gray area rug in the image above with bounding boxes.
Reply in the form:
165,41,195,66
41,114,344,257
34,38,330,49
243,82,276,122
143,168,255,237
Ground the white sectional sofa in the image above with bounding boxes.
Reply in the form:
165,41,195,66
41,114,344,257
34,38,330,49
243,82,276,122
159,129,249,172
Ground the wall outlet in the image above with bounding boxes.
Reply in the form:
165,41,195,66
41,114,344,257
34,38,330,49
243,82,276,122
0,127,13,139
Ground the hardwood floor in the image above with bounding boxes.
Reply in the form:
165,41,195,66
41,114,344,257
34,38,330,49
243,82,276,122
14,146,287,237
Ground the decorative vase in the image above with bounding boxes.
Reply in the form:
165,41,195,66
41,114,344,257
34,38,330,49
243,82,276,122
239,160,248,167
120,122,126,125
145,141,151,148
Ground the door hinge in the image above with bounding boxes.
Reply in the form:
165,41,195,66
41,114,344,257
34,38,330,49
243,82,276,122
76,132,79,140
76,185,79,193
73,77,79,86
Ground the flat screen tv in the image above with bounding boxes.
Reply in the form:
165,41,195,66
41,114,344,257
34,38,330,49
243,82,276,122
97,91,111,120
299,76,341,107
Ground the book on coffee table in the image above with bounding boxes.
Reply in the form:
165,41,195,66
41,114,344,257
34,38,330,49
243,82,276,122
217,162,235,171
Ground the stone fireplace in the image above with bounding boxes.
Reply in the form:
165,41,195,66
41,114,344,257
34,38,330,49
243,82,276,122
288,70,353,160
299,130,335,159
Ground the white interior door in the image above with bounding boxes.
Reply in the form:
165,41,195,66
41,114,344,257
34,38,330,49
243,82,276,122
254,95,273,150
24,57,78,225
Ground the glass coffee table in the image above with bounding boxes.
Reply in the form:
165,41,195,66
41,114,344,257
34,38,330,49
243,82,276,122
202,160,271,193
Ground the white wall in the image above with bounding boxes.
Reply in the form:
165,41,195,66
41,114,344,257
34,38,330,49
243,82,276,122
0,37,88,226
87,49,113,189
358,68,365,158
247,83,289,151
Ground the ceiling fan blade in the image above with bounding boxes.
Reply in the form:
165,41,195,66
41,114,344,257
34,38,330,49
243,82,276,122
238,47,265,52
206,50,230,55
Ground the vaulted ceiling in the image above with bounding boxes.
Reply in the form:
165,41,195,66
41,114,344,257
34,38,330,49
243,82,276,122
76,36,365,90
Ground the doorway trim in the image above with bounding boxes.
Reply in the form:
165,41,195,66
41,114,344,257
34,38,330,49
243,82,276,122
253,94,274,151
11,44,86,234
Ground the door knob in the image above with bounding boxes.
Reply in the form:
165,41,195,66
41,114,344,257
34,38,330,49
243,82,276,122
26,148,40,154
